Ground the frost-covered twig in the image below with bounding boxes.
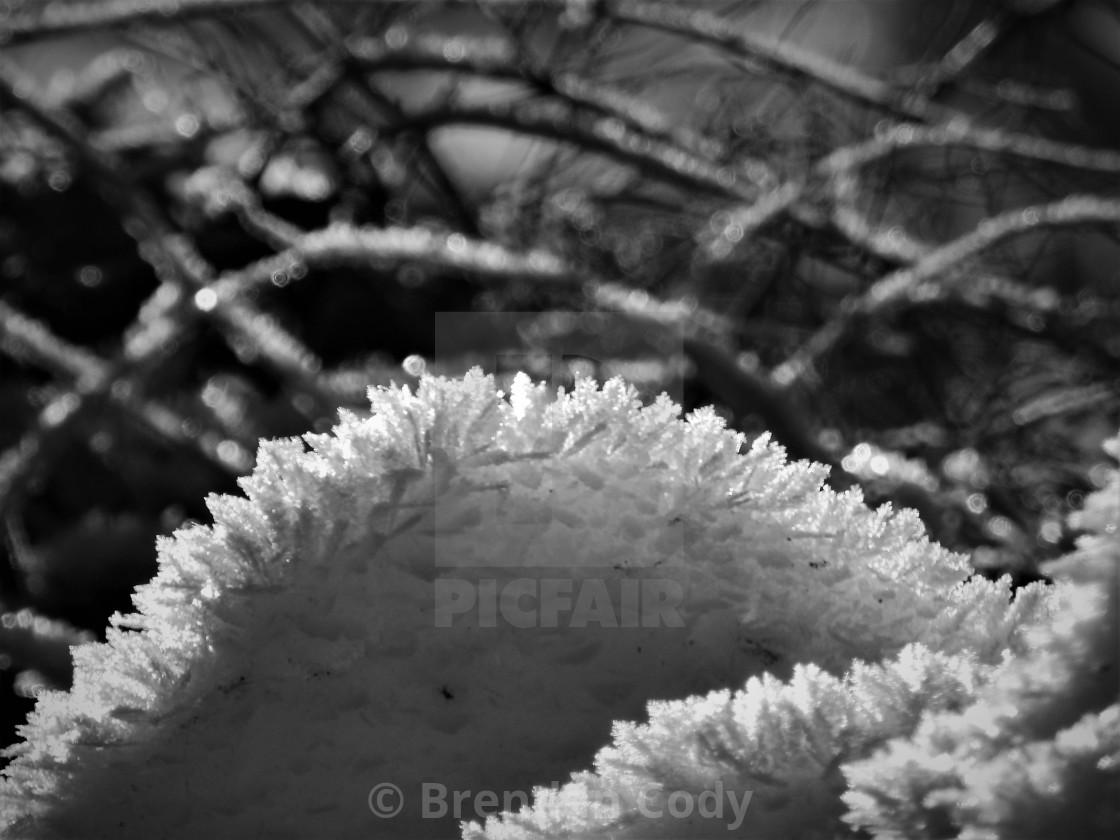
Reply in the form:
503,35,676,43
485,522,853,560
0,55,341,416
344,31,741,171
703,121,1120,262
393,99,756,200
0,300,254,520
772,195,1120,387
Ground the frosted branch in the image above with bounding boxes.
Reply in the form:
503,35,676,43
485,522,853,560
772,195,1120,386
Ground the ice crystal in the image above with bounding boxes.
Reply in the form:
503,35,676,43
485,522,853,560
0,370,1056,839
842,432,1119,839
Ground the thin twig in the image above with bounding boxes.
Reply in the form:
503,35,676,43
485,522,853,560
344,31,739,169
771,195,1120,387
702,120,1120,262
0,301,254,516
0,56,337,415
389,99,756,200
3,0,951,124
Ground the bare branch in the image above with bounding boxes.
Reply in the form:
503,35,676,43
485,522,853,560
703,121,1120,262
344,31,737,168
772,195,1120,387
4,0,942,124
907,10,1014,93
392,99,756,200
0,301,253,518
0,55,341,412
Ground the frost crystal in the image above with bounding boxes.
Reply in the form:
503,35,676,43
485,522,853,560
0,370,1059,839
842,432,1119,839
